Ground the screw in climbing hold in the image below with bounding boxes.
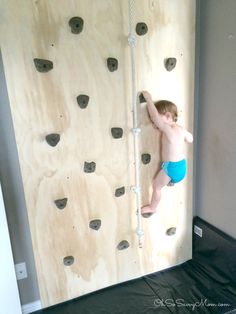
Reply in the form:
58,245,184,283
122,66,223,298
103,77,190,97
115,186,125,197
136,22,148,36
117,240,130,250
89,219,101,231
45,134,60,147
141,153,151,165
111,127,123,139
166,227,177,236
54,198,68,210
63,256,74,266
84,161,96,173
68,17,84,34
107,58,118,72
34,58,53,73
77,94,89,109
164,58,177,71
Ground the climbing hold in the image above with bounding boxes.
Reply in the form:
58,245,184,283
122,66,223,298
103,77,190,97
63,256,74,266
139,93,146,103
69,16,84,34
89,219,101,231
34,58,53,72
84,161,96,173
77,94,89,109
164,58,177,71
107,58,118,72
115,186,125,197
45,134,60,147
141,153,151,165
167,182,175,187
136,22,148,36
117,240,130,250
111,127,123,139
54,198,68,209
166,227,177,236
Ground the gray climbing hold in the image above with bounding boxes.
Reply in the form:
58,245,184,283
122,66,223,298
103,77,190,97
54,198,68,209
34,58,53,72
139,93,146,103
77,94,89,109
69,16,84,34
107,58,118,72
111,127,123,139
136,22,148,36
166,227,176,236
63,256,74,266
45,134,60,147
89,219,101,231
115,186,125,197
167,181,175,187
84,161,96,173
141,153,151,165
117,240,130,250
164,58,177,71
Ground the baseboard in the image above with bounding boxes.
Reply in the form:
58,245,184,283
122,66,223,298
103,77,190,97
22,300,42,314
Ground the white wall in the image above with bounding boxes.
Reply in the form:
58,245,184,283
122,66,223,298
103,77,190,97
0,51,40,305
196,0,236,238
0,183,22,314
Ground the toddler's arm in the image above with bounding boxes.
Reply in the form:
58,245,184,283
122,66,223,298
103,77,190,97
142,91,165,130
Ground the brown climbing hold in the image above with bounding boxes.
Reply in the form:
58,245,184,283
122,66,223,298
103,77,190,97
111,127,123,139
63,256,74,266
139,93,146,103
45,134,60,147
69,17,84,34
166,227,177,236
34,58,53,73
77,94,89,109
115,186,125,197
54,198,68,209
141,153,151,165
164,58,177,71
89,219,101,231
84,161,96,173
136,22,148,36
107,58,118,72
117,240,130,250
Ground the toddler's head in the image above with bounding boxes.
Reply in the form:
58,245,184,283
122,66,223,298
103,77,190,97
154,100,178,122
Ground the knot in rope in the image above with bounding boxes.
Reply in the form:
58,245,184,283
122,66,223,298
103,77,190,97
128,33,136,47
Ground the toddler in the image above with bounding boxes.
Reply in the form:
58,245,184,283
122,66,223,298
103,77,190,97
141,91,193,218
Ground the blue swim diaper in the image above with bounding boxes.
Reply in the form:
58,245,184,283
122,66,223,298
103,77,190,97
161,159,187,183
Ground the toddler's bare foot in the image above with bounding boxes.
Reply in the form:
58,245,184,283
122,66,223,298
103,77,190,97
141,205,156,218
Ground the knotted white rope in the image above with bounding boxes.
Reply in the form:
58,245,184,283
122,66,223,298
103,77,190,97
128,0,144,248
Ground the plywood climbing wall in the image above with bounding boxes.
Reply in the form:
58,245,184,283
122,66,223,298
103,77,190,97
0,0,195,308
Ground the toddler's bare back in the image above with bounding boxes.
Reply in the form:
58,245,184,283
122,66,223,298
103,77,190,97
161,124,188,162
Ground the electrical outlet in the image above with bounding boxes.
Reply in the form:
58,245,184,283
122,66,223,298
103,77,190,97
15,262,27,280
194,225,203,237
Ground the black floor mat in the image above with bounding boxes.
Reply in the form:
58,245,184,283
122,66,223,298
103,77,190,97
33,217,236,314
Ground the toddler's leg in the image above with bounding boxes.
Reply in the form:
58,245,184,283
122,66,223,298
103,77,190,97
141,170,170,217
